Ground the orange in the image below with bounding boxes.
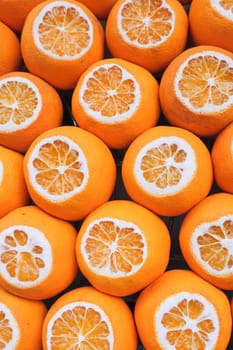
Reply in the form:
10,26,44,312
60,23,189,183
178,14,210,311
211,121,233,194
0,0,45,32
42,285,138,350
105,0,189,74
179,192,233,290
21,0,105,90
75,199,171,297
135,269,232,350
78,0,118,19
0,205,78,300
23,125,117,221
0,285,47,350
189,0,233,53
0,146,30,218
0,71,63,154
71,57,160,149
122,125,213,217
159,45,233,137
0,21,21,76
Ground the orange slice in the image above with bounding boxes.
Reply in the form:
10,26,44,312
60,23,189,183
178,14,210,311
71,58,160,149
0,205,78,300
179,192,233,290
42,286,138,350
76,200,171,296
21,0,104,90
135,269,232,350
23,126,116,221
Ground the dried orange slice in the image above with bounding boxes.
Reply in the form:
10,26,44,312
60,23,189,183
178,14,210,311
105,0,188,73
72,58,160,149
135,269,232,350
21,0,104,90
122,125,213,216
23,126,116,221
0,286,47,349
42,286,138,350
179,192,233,290
0,205,78,300
0,71,63,153
159,45,233,137
76,200,171,296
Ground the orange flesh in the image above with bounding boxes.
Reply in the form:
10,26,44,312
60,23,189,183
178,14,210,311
0,311,13,348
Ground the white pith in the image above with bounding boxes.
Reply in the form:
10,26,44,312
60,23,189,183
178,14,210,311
0,302,20,349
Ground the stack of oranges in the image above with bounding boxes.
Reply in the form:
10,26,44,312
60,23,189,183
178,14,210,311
0,0,233,349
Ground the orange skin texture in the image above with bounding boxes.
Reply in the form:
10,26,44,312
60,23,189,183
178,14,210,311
78,0,118,19
23,125,117,221
0,146,30,218
0,71,64,154
211,121,233,194
179,192,233,290
0,205,78,300
134,269,232,350
0,286,47,350
20,0,105,90
71,58,161,149
122,125,213,217
159,45,233,137
0,21,22,76
105,0,189,74
189,0,233,53
75,199,171,296
42,285,138,350
0,0,45,32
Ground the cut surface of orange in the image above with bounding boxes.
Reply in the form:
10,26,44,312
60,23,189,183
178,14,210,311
0,286,47,350
179,192,233,290
105,0,188,73
134,269,232,350
23,126,116,221
0,146,30,218
189,0,233,53
0,205,78,300
0,71,63,153
72,58,160,149
159,45,233,137
21,0,104,90
75,200,171,296
42,286,138,350
122,125,213,216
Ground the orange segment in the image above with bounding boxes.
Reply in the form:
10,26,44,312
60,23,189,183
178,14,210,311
0,306,19,349
84,219,145,275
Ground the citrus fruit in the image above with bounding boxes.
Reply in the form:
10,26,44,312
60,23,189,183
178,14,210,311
0,205,78,300
75,199,171,297
0,285,47,350
21,0,105,90
0,0,45,32
42,285,138,350
211,121,233,194
0,146,30,219
189,0,233,53
71,57,160,149
105,0,189,74
23,125,116,221
121,125,213,217
0,21,21,76
159,45,233,137
179,192,233,290
134,269,232,350
78,0,118,19
0,71,63,154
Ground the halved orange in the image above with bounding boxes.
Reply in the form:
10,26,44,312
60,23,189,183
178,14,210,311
23,125,116,221
179,192,233,290
135,269,232,350
42,285,138,350
75,199,171,296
